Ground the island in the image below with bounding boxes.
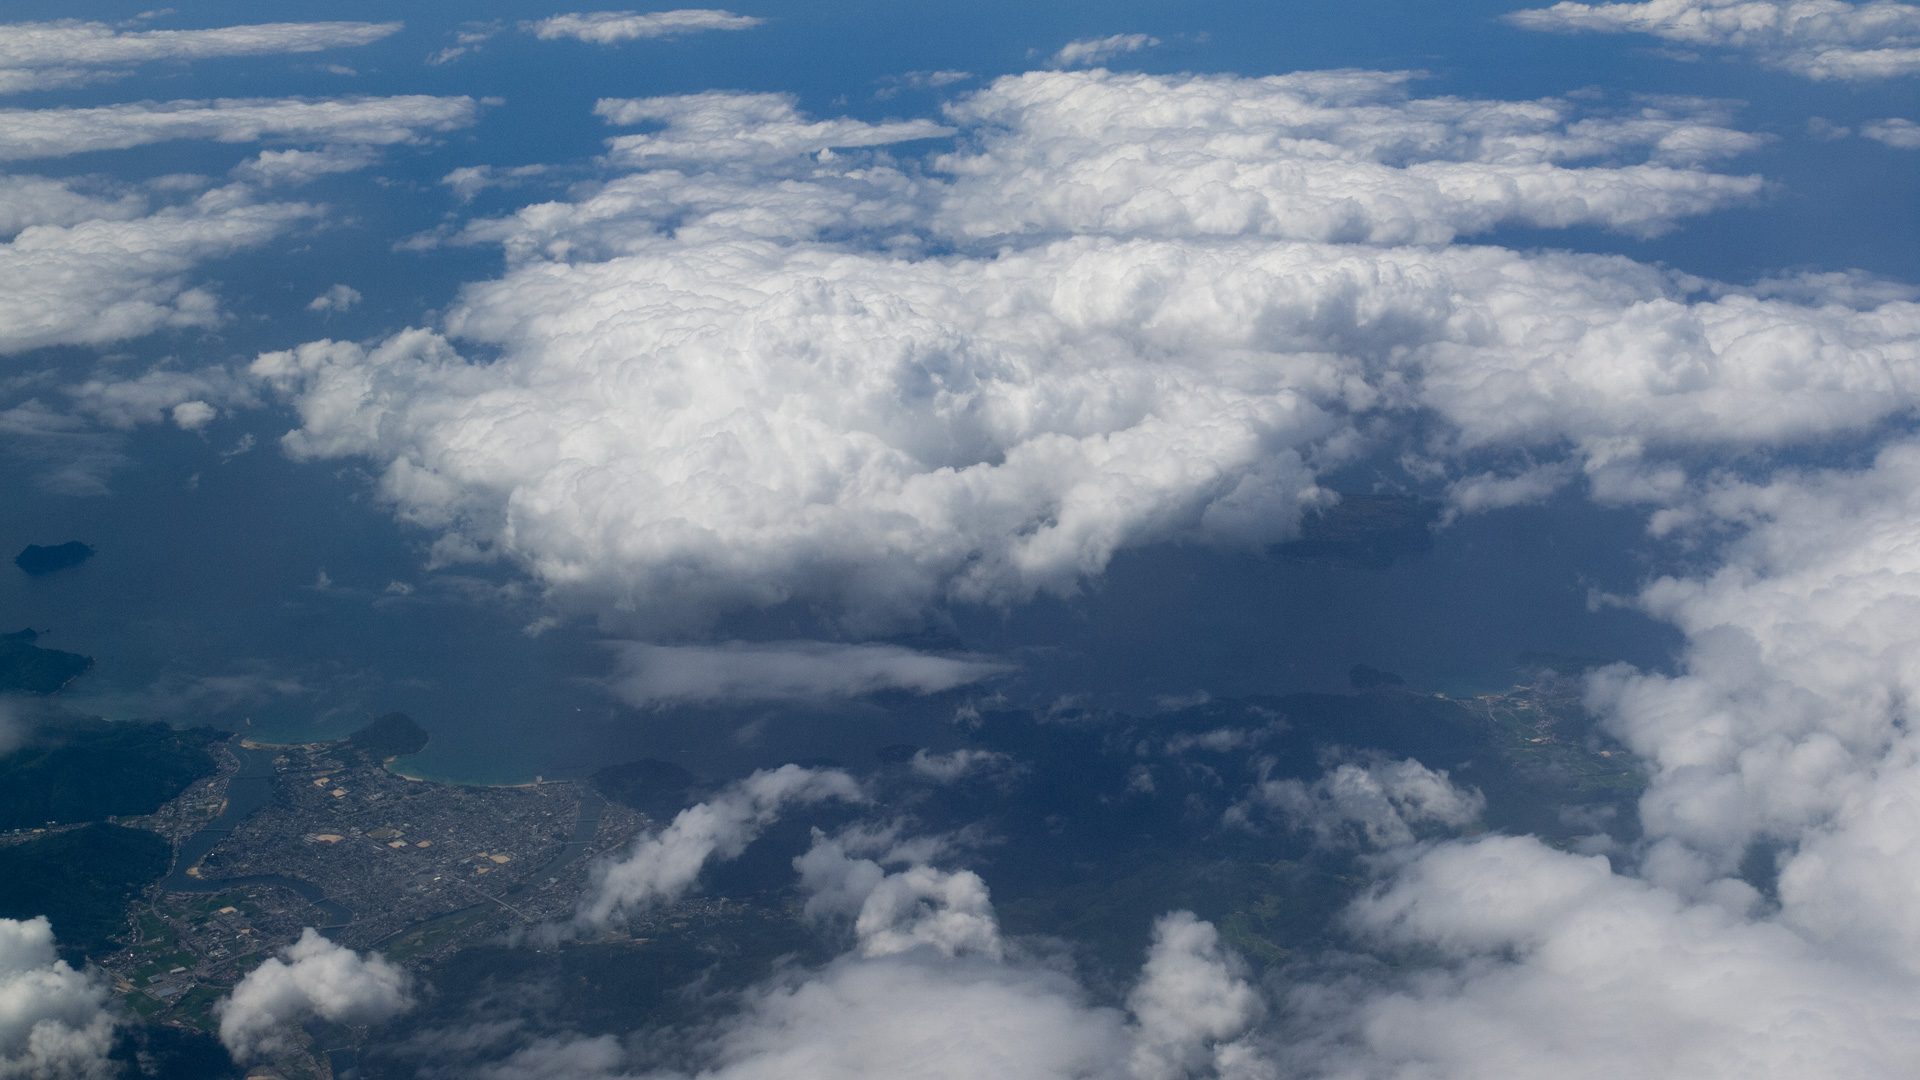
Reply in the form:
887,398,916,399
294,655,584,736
14,541,95,576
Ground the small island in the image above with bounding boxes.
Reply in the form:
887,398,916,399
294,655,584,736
14,541,95,576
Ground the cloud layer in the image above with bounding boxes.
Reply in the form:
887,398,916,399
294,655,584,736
526,10,765,44
0,19,401,93
0,95,481,161
1508,0,1920,79
0,185,315,355
242,73,1920,636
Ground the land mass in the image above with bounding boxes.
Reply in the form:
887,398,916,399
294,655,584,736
0,628,93,694
0,823,171,960
0,718,222,830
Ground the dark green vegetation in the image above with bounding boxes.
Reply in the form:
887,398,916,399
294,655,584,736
0,628,93,693
0,824,170,959
1279,493,1439,568
348,711,430,760
0,718,223,830
590,758,701,821
13,541,94,576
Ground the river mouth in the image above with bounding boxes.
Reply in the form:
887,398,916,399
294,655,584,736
160,745,353,927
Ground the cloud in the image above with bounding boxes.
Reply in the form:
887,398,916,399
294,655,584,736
230,144,383,185
1585,442,1920,914
62,363,260,428
0,185,317,355
908,748,1016,782
254,236,1920,630
0,95,482,161
246,77,1920,633
0,19,402,93
1506,0,1920,80
440,164,549,201
1445,461,1580,514
0,917,117,1080
875,70,974,99
216,928,413,1061
170,400,215,430
525,10,765,44
686,908,1267,1080
428,22,503,66
1863,116,1920,147
1255,433,1920,1077
1127,912,1266,1080
595,92,954,165
0,175,146,237
1227,757,1485,847
1283,835,1920,1079
1050,33,1162,69
676,953,1132,1080
307,284,362,313
794,829,1004,959
935,70,1767,244
534,904,1264,1080
604,641,1012,707
576,765,863,928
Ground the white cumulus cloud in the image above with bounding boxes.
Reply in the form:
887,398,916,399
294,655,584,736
595,91,954,166
1286,834,1920,1079
0,175,145,237
307,284,362,314
216,928,413,1062
577,765,863,928
1227,757,1486,847
0,185,316,355
1506,0,1920,80
1050,33,1162,69
795,828,1004,959
526,10,765,44
0,95,482,162
0,917,117,1080
1863,116,1920,146
935,70,1767,244
231,145,384,186
244,77,1920,635
1127,912,1266,1080
0,19,401,94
